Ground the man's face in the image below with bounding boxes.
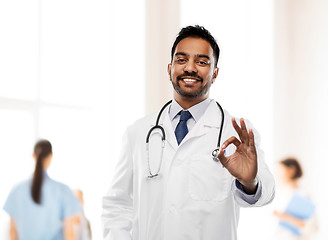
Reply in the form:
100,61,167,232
168,37,218,102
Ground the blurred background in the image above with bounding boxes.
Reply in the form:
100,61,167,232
0,0,327,239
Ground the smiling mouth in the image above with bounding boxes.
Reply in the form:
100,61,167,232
182,78,198,83
178,76,202,84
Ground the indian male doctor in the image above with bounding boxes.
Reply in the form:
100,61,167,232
102,25,275,240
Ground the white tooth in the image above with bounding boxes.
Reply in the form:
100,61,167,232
184,79,196,82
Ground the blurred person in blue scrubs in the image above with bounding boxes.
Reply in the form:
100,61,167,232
273,158,318,239
3,139,81,240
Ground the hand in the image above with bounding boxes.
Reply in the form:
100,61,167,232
217,118,258,194
273,210,283,218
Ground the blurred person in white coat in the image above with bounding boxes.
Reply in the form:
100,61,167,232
273,158,318,239
102,25,275,240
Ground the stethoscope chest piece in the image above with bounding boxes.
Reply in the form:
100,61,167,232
212,148,220,162
148,173,159,179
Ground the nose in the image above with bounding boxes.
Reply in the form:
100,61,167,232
184,60,197,73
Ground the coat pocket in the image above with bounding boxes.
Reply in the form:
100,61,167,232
189,155,230,202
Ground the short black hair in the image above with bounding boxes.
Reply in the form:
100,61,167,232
280,157,303,180
171,25,220,67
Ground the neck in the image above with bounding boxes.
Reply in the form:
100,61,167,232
174,95,208,110
287,180,298,189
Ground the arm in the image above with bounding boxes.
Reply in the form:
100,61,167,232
63,215,78,240
273,211,305,228
87,220,92,239
9,218,18,240
102,129,134,240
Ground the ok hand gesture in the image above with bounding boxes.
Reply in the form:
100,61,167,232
217,118,258,194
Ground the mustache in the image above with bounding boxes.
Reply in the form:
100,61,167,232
177,72,203,82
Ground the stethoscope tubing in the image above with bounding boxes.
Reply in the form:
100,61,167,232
146,100,172,144
146,99,224,177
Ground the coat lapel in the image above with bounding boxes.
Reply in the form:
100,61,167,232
181,100,224,145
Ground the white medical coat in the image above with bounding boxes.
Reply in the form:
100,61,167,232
102,100,275,240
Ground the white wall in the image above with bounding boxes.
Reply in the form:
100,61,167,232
145,0,180,114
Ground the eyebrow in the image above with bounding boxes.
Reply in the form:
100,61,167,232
196,54,210,60
175,52,187,57
175,52,210,59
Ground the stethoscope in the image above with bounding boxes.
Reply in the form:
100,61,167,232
146,100,225,178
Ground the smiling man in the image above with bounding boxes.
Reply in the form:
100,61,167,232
102,25,275,240
168,36,218,109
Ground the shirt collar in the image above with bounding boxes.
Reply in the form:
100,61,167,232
169,98,212,122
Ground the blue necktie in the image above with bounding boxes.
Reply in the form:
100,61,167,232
175,110,192,145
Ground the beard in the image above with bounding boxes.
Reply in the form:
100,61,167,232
170,72,213,99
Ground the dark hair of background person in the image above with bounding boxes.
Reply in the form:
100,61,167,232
170,25,220,67
280,157,303,180
31,139,52,204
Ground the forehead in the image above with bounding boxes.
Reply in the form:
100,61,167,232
174,37,214,58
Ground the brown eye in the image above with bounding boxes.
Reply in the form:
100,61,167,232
197,60,209,65
176,58,186,64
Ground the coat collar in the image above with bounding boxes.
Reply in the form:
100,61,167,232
160,100,224,150
202,100,224,128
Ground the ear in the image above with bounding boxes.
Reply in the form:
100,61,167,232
167,63,172,81
212,67,219,83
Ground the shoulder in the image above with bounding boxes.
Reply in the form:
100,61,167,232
294,188,315,201
47,178,81,213
3,179,31,215
125,110,160,135
46,177,79,207
46,176,74,195
127,100,173,132
210,100,262,142
213,103,256,132
7,179,31,196
120,112,158,146
132,111,157,127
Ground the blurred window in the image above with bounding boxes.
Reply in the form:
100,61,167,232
0,0,145,239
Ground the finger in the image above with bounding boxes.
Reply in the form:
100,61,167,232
232,118,243,141
240,118,249,145
249,129,255,147
217,147,227,165
217,147,231,168
217,136,240,167
221,136,241,150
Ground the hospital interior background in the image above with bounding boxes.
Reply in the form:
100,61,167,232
0,0,327,239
